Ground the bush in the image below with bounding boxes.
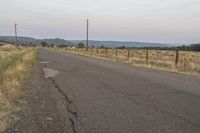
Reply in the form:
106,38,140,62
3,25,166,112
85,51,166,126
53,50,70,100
191,44,200,51
41,41,48,47
78,42,85,48
57,44,68,47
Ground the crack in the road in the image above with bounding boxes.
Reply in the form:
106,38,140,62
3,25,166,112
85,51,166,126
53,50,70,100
41,62,87,132
69,118,77,133
49,78,77,115
48,77,77,133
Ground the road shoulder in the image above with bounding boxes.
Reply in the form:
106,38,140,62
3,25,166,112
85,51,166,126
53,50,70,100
5,64,73,133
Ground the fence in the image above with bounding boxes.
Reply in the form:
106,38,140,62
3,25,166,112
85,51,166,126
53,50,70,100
57,47,200,74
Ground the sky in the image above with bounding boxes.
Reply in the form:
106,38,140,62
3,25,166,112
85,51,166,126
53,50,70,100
0,0,200,44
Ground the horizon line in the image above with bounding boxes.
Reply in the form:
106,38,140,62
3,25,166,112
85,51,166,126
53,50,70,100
0,35,188,45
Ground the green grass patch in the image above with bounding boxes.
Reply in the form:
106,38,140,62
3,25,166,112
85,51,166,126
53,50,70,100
0,53,24,74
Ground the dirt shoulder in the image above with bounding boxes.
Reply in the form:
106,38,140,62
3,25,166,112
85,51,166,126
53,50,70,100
5,64,74,133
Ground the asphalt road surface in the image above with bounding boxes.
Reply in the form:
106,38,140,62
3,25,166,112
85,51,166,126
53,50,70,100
7,48,200,133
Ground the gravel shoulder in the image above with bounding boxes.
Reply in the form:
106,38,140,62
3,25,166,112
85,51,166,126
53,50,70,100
5,64,75,133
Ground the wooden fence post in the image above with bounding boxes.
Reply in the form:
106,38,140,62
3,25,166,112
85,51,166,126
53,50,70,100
175,50,179,65
91,48,93,55
99,48,101,55
127,49,130,59
146,50,149,63
115,49,118,57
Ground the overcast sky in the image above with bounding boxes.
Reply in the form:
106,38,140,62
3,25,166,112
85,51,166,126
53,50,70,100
0,0,200,44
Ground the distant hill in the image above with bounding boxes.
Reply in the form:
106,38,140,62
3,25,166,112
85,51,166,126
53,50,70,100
42,38,75,45
0,36,40,44
0,36,174,47
0,36,74,46
69,40,172,48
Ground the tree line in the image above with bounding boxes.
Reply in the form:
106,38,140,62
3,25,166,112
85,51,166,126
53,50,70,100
41,41,200,52
2,39,198,52
115,44,200,52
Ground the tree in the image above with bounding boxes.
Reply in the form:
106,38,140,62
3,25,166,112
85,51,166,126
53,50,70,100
41,41,48,47
191,44,200,51
50,44,55,47
116,45,126,49
57,44,68,47
78,42,85,48
99,45,105,48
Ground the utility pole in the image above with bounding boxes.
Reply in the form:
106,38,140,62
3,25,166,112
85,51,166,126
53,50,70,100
86,19,89,51
15,23,18,46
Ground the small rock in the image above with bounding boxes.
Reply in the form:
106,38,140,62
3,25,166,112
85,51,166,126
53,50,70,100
14,128,19,131
46,117,53,121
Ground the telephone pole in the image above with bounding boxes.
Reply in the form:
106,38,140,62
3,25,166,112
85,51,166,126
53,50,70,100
15,23,18,46
86,19,89,51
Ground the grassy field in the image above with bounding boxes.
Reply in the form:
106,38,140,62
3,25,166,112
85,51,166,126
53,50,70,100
53,47,200,76
0,47,37,132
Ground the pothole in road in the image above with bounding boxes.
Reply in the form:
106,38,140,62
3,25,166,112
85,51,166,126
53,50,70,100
43,68,59,78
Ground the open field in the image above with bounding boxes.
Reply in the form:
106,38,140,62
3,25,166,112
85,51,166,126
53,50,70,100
53,47,200,76
0,47,37,132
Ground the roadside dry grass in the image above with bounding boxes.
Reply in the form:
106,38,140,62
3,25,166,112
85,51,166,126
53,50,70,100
0,47,37,132
53,47,200,77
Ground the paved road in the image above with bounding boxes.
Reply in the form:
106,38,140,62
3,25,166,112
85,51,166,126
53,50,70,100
7,48,200,133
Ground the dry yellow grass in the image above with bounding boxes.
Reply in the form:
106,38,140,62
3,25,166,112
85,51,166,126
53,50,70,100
0,48,20,59
0,47,37,132
53,47,200,76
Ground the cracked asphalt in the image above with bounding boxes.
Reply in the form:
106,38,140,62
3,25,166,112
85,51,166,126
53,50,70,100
6,48,200,133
